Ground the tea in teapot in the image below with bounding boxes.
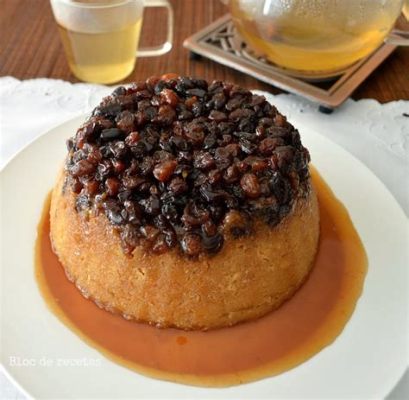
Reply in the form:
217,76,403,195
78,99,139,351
228,0,405,75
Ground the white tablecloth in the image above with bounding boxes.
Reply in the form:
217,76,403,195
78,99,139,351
0,77,408,399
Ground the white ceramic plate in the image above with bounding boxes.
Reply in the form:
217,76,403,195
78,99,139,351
0,115,408,399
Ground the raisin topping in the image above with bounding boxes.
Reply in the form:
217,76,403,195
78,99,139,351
64,75,311,257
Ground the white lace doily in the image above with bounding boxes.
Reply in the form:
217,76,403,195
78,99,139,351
0,76,408,399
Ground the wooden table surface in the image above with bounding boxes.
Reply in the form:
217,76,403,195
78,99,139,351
1,0,408,102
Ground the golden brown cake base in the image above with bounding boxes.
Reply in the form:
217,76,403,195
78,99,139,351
50,169,319,330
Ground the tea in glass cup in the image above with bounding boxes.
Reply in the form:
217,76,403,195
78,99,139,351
50,0,173,84
228,0,405,75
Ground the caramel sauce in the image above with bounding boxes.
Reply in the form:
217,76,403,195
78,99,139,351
35,170,367,387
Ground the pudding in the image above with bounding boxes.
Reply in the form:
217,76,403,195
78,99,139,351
50,75,319,330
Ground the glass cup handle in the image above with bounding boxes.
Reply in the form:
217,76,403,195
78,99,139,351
137,0,174,57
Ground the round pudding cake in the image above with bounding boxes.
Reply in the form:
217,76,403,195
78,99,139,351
50,74,320,330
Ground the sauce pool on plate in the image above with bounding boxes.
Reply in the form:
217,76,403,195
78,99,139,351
35,169,367,387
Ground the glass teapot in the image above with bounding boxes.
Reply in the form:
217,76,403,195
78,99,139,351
222,0,408,75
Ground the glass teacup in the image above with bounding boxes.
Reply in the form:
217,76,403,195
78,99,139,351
50,0,173,84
